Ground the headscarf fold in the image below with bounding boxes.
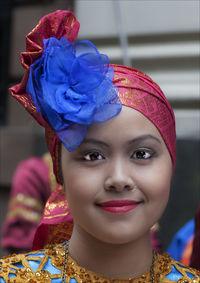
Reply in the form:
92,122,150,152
9,10,80,184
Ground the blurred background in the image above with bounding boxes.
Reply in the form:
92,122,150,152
0,0,199,257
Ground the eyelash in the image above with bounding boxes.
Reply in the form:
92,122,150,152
82,151,105,161
81,148,155,162
131,149,155,160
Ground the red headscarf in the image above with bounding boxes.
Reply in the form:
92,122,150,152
112,65,176,166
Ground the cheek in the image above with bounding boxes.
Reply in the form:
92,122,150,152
63,168,101,208
136,160,172,205
154,178,171,209
148,168,171,213
138,167,171,227
154,158,172,200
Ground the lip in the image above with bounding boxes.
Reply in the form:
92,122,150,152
97,200,142,214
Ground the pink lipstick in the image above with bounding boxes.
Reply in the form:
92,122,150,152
98,200,141,213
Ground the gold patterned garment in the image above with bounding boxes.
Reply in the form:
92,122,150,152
0,243,199,283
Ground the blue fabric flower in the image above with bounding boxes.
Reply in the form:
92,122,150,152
27,37,121,151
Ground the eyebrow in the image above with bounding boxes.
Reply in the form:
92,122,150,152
82,135,161,148
127,135,161,145
82,138,109,147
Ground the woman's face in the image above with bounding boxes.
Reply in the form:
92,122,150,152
61,106,173,244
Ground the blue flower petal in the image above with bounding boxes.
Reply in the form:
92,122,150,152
26,36,121,152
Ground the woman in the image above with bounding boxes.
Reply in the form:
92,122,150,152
0,10,199,283
1,152,57,254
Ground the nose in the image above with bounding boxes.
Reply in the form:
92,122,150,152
104,158,135,192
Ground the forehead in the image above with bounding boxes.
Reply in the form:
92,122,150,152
86,106,164,143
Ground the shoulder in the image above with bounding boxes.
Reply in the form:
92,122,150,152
156,253,200,282
15,157,47,172
12,157,49,186
0,243,65,282
166,219,195,260
11,156,51,197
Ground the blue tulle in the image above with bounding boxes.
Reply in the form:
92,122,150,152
26,37,121,151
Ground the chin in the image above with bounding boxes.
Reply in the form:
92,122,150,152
92,227,150,246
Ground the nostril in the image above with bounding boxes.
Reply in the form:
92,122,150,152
124,185,132,190
105,185,115,191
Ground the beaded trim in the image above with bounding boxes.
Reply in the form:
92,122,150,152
0,243,199,282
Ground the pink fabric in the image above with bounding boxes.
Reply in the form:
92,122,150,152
32,185,73,250
1,158,51,251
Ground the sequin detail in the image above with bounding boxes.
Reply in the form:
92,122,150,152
0,243,199,282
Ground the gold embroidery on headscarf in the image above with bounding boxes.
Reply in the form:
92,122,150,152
130,98,145,110
121,77,131,86
68,17,76,38
44,199,68,212
18,96,37,115
71,17,76,28
45,203,57,212
43,193,68,216
51,22,59,34
43,212,70,220
43,152,57,192
45,223,73,244
18,96,29,108
122,90,137,100
144,95,156,113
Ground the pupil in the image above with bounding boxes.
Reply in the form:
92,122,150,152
91,152,100,160
136,151,145,159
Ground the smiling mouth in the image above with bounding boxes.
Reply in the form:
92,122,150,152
97,200,142,214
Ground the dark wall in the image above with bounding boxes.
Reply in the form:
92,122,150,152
0,186,10,258
0,0,12,125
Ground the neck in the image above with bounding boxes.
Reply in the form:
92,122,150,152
68,225,153,279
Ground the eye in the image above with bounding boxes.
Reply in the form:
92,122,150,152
132,149,153,160
83,151,105,161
